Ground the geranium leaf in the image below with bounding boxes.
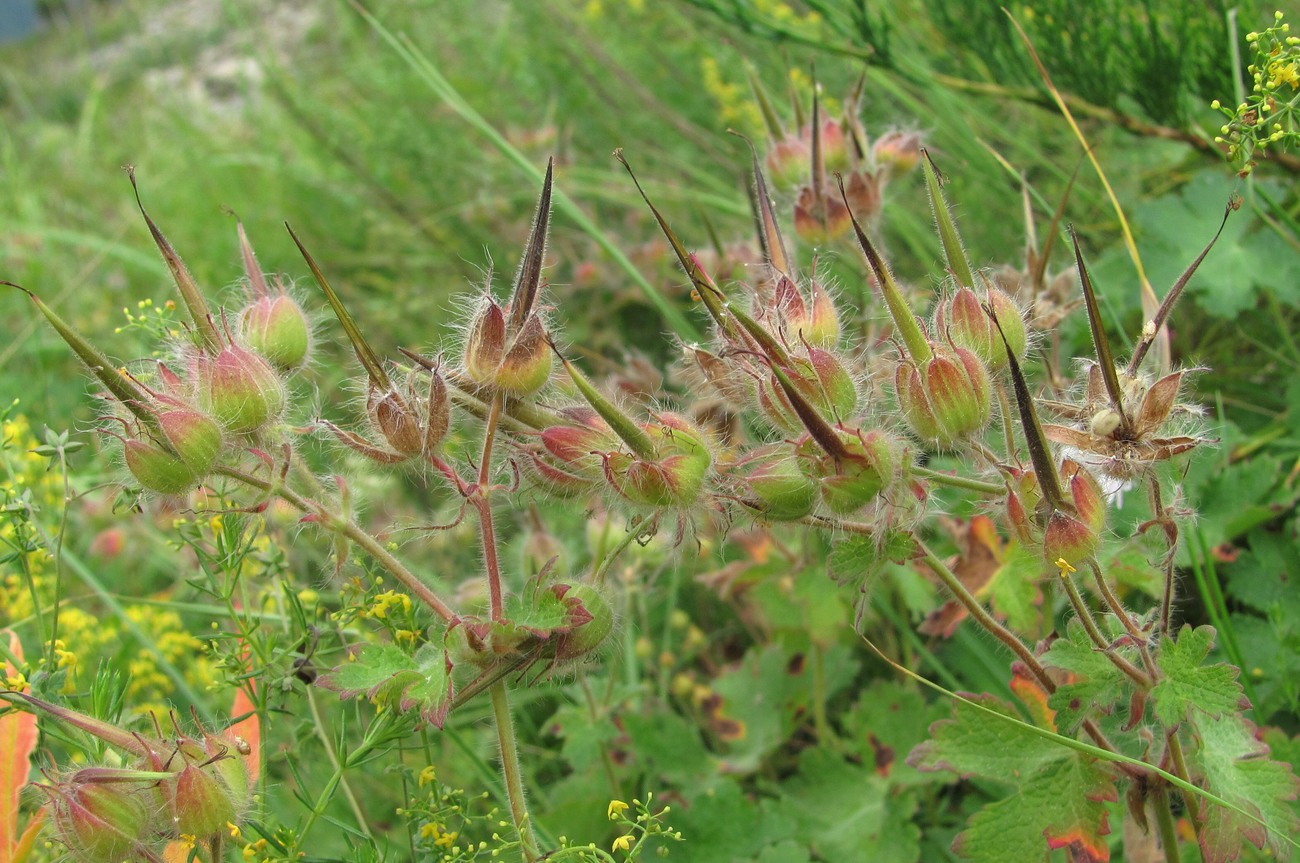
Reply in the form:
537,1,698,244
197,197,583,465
317,642,453,728
1042,620,1129,733
1151,625,1249,725
1186,712,1300,863
909,691,1117,862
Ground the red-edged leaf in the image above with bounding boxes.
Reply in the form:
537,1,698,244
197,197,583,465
909,689,1117,862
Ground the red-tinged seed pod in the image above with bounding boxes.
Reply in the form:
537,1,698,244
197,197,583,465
840,171,882,223
540,408,618,477
895,346,991,448
775,276,808,333
804,347,858,419
124,439,199,494
1004,468,1043,547
1042,510,1100,569
48,772,152,863
551,583,614,663
765,136,811,194
369,388,423,456
806,279,841,348
1063,459,1106,536
819,119,851,174
936,287,1026,371
871,129,922,177
463,299,506,385
157,409,223,474
423,367,450,453
202,733,252,819
166,740,243,838
740,443,817,521
197,343,286,435
495,313,552,396
239,293,311,371
794,187,853,246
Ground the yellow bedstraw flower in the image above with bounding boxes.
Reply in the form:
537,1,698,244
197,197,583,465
612,834,634,853
607,799,629,820
1054,557,1077,579
419,765,437,787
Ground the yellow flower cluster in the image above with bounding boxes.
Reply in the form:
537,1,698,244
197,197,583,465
700,57,765,135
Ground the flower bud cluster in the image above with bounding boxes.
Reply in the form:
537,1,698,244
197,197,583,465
27,697,253,863
761,85,921,246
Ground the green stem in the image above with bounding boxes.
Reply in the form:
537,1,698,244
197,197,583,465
1060,571,1150,687
918,541,1053,692
1152,783,1183,863
1085,557,1144,643
306,688,373,841
911,465,1004,495
491,682,540,861
215,467,457,623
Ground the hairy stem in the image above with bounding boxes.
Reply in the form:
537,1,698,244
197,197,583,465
491,682,540,861
911,465,1004,495
1152,783,1183,863
1059,572,1151,687
1086,557,1144,642
215,466,457,622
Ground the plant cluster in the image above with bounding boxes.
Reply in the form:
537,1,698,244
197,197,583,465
2,64,1298,863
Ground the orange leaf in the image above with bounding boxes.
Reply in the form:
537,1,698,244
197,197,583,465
1,630,38,863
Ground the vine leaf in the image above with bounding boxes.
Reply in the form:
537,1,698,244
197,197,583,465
909,691,1116,862
318,642,453,728
1042,620,1129,733
1151,625,1249,725
1187,712,1300,863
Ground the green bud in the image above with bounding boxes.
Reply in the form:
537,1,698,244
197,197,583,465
49,770,151,863
895,346,991,448
197,343,286,435
240,294,311,371
741,443,817,521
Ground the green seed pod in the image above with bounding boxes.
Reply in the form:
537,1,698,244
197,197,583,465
935,287,1026,372
895,345,991,448
240,294,311,371
197,343,286,435
741,443,817,521
124,439,198,494
49,770,151,863
799,427,902,514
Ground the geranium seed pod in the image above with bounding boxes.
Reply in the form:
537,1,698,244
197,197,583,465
423,367,450,453
463,299,506,385
158,409,223,474
742,443,817,521
895,346,991,448
871,129,922,176
806,279,841,348
370,388,422,456
937,286,1026,371
50,771,151,863
125,439,198,494
197,343,286,435
240,294,311,371
799,427,901,514
166,753,240,837
495,312,552,396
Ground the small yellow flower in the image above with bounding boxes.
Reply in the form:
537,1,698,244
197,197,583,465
418,765,437,787
607,799,630,820
1054,557,1077,579
612,833,635,853
228,821,242,839
180,833,198,850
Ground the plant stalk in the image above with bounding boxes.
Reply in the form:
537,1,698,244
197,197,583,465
491,681,540,861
